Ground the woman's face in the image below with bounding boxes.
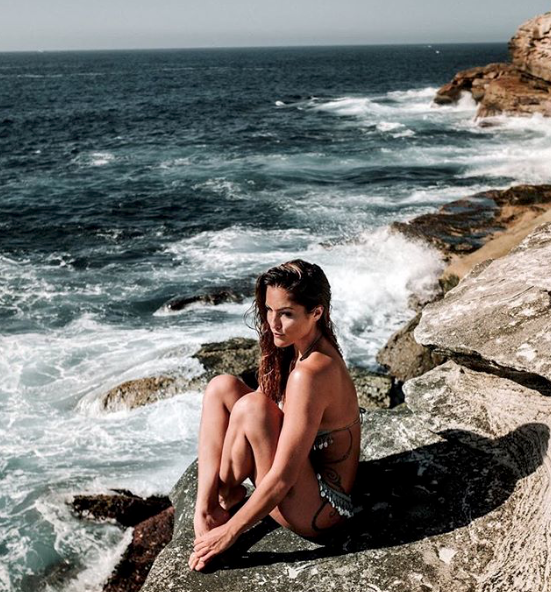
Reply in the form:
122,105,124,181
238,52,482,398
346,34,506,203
265,285,320,347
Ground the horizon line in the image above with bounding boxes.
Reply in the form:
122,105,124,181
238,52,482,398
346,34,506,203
0,40,509,55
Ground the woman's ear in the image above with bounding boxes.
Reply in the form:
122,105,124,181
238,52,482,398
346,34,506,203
313,306,323,321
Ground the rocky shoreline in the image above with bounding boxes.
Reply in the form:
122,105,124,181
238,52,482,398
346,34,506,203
73,181,551,592
136,214,551,592
65,12,551,592
434,12,551,118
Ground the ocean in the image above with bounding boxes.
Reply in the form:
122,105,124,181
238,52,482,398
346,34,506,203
2,44,551,591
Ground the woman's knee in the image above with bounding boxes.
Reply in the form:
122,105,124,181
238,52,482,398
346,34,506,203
204,374,251,408
231,392,281,428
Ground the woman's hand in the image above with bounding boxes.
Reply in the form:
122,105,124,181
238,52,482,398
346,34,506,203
188,522,237,571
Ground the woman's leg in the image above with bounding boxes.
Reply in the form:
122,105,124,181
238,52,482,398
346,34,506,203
217,391,345,538
194,374,253,537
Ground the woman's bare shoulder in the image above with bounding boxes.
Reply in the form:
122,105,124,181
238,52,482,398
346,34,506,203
288,351,344,392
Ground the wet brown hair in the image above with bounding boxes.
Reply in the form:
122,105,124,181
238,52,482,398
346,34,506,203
252,259,341,403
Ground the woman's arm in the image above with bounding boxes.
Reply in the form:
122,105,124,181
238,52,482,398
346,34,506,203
189,366,327,571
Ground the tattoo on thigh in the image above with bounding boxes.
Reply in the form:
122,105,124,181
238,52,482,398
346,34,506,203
311,500,339,532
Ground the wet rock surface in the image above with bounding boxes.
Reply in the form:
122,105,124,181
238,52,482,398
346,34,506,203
392,184,551,258
100,338,259,410
415,223,551,382
69,491,174,592
101,376,187,411
71,490,171,527
160,287,248,313
103,507,174,592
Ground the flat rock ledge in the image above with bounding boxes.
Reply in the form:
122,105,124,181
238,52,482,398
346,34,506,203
415,223,551,383
392,184,551,261
434,12,551,118
141,360,550,592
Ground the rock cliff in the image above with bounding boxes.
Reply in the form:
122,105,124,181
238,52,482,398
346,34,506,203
434,12,551,118
140,224,551,591
510,12,551,83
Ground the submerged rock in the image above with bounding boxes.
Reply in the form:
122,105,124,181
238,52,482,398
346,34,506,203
141,361,550,592
415,223,551,384
160,288,246,313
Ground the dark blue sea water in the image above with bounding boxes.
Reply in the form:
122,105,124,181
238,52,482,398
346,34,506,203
2,44,550,590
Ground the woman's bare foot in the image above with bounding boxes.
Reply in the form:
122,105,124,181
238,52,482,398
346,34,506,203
219,484,247,511
193,504,230,538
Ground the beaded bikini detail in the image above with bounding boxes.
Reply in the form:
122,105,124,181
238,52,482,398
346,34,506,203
312,409,365,451
312,408,365,518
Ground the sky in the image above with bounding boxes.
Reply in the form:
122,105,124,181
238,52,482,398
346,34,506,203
1,0,550,52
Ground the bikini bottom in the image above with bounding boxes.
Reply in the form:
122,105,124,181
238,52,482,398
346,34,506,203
316,473,361,518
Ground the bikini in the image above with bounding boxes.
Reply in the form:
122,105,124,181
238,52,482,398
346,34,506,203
288,333,365,518
311,408,365,518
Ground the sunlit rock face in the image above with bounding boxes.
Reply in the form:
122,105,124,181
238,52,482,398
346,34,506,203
415,223,551,383
510,12,551,84
141,360,550,592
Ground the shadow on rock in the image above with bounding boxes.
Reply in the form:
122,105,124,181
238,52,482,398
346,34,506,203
215,422,549,570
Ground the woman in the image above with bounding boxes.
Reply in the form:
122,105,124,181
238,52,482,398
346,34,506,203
189,259,362,571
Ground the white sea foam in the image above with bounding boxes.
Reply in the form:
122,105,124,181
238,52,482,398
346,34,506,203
73,152,116,167
376,121,404,132
319,227,444,364
386,87,438,101
315,97,380,117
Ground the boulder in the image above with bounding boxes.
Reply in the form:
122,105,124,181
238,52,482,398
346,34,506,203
100,338,259,411
433,63,515,106
415,223,551,384
193,337,259,386
70,490,171,527
376,313,444,383
348,367,396,409
101,376,189,411
477,71,551,118
160,288,246,314
509,12,551,83
141,361,550,592
69,491,174,592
